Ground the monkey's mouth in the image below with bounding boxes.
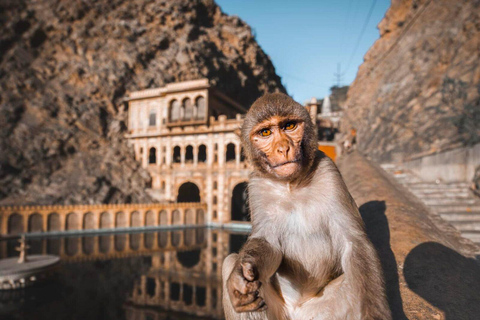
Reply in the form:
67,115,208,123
270,159,300,169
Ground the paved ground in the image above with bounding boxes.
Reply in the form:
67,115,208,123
381,163,480,248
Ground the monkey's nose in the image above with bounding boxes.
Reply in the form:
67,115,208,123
276,144,290,156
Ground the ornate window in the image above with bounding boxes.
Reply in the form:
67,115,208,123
170,100,180,121
183,98,193,121
149,110,156,126
196,96,206,120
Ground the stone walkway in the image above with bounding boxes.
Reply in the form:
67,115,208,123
381,163,480,247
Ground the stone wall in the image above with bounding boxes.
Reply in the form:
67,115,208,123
338,151,480,319
402,142,480,183
341,0,480,163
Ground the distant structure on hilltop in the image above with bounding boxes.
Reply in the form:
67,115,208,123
305,85,349,143
125,79,250,225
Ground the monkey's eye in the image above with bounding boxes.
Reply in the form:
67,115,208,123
284,122,297,130
259,128,272,137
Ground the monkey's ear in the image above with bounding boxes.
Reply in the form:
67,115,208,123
234,128,241,138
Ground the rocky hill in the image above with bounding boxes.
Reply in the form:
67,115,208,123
342,0,480,162
0,0,285,205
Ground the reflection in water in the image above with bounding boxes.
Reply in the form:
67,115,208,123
0,228,249,320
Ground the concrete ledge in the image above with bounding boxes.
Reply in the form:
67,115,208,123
338,151,480,320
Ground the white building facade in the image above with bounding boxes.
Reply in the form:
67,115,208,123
125,79,250,225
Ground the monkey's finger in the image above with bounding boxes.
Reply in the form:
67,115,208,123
241,261,258,281
234,279,260,295
232,290,258,306
234,297,267,313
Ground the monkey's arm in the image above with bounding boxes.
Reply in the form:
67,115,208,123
226,237,282,313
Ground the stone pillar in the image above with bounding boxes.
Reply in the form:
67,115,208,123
157,141,162,167
193,145,198,166
142,141,148,168
206,174,213,224
217,173,225,222
166,139,172,166
207,133,214,167
43,215,48,233
23,214,29,233
218,134,225,167
235,142,241,167
60,214,66,232
180,145,186,167
1,214,7,235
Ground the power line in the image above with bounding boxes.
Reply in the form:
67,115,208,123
344,0,378,74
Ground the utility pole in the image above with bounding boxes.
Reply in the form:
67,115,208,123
334,63,344,87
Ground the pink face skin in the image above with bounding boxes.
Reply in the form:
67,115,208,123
250,116,305,179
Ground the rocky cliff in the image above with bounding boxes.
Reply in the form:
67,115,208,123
0,0,285,205
342,0,480,162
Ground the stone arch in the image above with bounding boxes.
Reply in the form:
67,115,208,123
172,210,182,225
231,182,250,221
185,229,195,246
195,96,206,120
177,182,200,203
183,97,193,120
226,143,236,162
158,231,168,247
185,145,194,163
115,212,126,228
66,212,80,230
48,213,60,231
144,233,154,249
115,234,126,251
130,233,140,250
83,237,94,255
66,237,79,256
145,210,155,226
131,211,141,227
198,144,207,162
99,235,110,253
149,147,156,164
173,146,181,163
159,210,168,225
8,214,24,235
28,213,43,233
170,99,180,121
83,212,95,230
185,209,195,225
177,249,201,268
196,209,205,225
171,231,181,247
100,212,112,229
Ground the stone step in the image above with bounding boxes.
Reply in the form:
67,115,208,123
415,192,472,199
407,182,470,189
460,230,480,243
439,212,480,222
423,198,477,206
450,221,480,231
412,188,470,194
432,205,480,213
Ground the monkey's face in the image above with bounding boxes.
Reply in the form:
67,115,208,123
250,116,305,179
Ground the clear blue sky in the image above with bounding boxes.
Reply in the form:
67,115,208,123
216,0,390,103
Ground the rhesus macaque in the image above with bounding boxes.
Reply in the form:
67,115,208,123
222,93,391,320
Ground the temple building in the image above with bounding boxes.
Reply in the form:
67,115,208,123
124,79,250,225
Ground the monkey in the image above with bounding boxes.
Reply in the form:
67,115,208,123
222,93,391,320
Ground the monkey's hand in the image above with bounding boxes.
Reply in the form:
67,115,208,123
226,257,267,313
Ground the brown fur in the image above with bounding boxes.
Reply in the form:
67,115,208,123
223,93,391,320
